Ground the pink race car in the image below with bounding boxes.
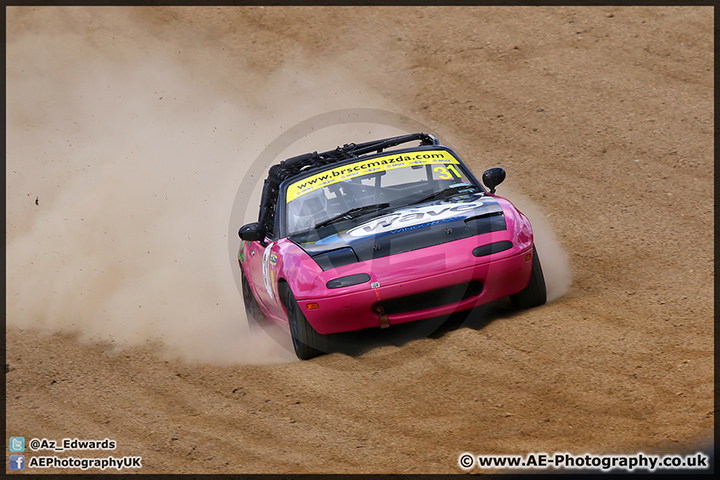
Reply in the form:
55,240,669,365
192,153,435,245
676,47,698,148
238,133,546,359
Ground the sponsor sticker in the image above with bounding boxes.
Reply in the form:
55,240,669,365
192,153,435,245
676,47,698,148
286,149,458,202
346,202,483,238
262,243,276,299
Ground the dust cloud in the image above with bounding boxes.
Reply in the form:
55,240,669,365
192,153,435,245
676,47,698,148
6,12,570,366
503,192,573,302
5,17,390,365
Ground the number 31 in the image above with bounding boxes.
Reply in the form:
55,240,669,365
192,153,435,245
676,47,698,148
434,165,461,179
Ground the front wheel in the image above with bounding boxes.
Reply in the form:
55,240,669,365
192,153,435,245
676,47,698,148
283,286,329,360
510,245,547,309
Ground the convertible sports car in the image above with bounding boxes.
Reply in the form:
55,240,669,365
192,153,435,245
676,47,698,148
238,133,546,359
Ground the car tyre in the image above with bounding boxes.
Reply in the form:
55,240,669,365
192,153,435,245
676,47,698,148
283,286,328,360
241,268,267,330
510,245,547,309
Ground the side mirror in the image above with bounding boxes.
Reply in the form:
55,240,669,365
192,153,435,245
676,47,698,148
482,167,506,194
238,222,267,242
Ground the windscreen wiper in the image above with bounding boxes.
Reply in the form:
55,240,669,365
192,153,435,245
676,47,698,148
314,203,391,229
410,184,480,205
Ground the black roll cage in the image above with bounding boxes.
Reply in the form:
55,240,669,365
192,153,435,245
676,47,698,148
257,133,440,237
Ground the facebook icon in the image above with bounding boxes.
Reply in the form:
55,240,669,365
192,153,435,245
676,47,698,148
10,454,25,470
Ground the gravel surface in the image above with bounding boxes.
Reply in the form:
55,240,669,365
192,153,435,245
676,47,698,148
6,6,713,474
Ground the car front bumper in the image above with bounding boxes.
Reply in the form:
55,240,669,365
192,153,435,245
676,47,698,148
300,243,534,335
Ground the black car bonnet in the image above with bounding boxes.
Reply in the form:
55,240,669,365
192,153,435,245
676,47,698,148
289,195,507,271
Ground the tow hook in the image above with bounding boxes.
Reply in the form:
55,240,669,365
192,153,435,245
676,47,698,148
374,305,390,329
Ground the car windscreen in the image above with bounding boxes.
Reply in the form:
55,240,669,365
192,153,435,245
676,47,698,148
284,149,478,236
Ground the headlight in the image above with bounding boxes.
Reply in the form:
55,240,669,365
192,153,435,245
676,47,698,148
312,247,359,270
472,240,513,257
326,273,371,289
